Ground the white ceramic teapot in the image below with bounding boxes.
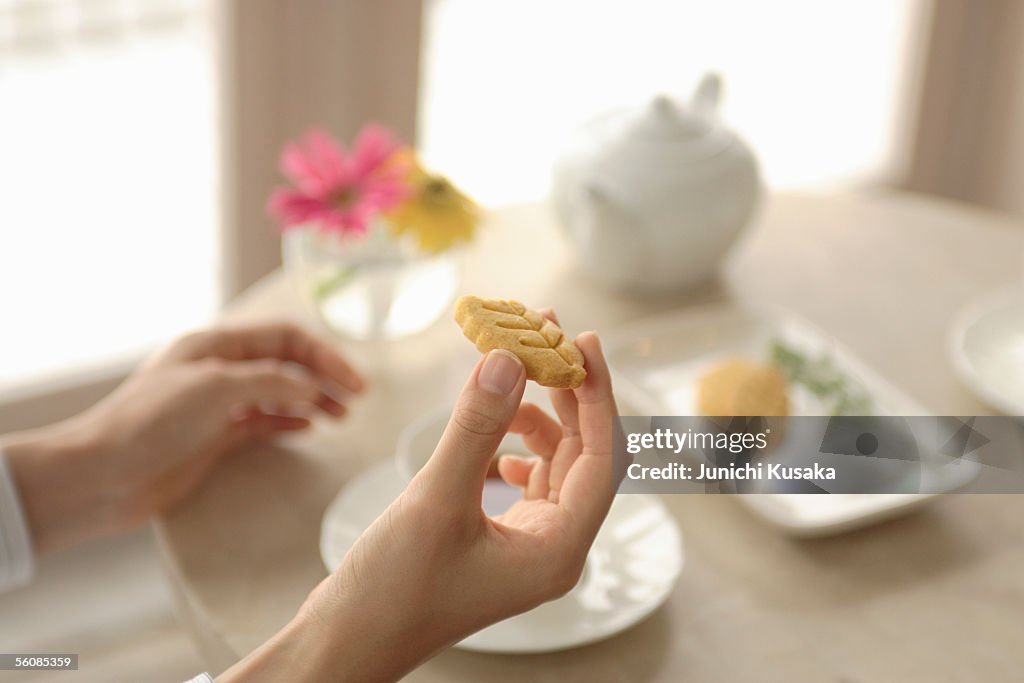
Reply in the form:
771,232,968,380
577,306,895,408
551,74,760,293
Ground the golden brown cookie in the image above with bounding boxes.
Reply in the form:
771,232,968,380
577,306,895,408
455,296,586,389
697,358,790,416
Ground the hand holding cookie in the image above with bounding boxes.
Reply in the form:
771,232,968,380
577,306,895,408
285,318,618,682
454,296,587,389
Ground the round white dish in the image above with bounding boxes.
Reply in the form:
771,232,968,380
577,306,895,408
320,460,683,654
950,288,1024,415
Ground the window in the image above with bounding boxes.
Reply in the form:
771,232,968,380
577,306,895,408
0,0,218,393
419,0,926,206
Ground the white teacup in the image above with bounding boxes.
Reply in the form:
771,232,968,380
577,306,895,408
395,408,534,517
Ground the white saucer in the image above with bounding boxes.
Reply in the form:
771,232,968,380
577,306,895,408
320,460,683,654
951,288,1024,415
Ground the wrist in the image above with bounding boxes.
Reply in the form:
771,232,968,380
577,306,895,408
2,419,114,555
219,577,442,683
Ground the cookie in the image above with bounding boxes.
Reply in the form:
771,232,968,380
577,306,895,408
455,296,586,389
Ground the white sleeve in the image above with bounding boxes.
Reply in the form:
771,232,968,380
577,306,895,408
0,448,35,593
3,450,211,681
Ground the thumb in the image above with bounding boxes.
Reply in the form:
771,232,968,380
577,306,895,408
422,350,526,503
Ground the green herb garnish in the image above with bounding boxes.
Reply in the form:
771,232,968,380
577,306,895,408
768,339,873,416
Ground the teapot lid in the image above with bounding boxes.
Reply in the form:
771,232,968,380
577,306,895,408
625,73,735,157
632,94,711,141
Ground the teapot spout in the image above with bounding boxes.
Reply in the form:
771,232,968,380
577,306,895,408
571,182,609,248
572,182,649,288
584,183,610,208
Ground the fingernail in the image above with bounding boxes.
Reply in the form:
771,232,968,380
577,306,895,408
578,330,600,349
478,350,522,395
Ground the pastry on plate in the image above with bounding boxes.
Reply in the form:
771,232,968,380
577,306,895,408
697,357,790,417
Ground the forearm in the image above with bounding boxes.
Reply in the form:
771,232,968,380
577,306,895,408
2,419,119,556
217,582,443,683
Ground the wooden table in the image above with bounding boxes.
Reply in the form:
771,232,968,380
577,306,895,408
156,192,1024,681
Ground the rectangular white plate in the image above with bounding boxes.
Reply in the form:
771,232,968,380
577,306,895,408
604,304,977,537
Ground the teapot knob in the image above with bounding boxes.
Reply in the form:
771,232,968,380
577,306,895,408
643,93,708,139
650,94,678,121
691,72,722,117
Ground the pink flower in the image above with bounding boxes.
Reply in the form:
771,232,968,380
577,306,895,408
268,124,408,235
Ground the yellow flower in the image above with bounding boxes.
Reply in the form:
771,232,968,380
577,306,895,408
387,149,481,254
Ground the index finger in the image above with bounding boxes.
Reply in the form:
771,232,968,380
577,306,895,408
178,321,365,393
557,331,619,540
538,308,580,435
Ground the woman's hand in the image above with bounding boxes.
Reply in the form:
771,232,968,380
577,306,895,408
4,322,363,555
221,326,619,682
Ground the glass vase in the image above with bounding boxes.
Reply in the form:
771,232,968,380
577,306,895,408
282,221,462,341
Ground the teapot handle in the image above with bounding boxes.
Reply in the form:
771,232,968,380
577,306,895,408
691,72,722,117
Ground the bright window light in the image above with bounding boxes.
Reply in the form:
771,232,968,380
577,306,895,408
419,0,925,206
0,0,218,391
